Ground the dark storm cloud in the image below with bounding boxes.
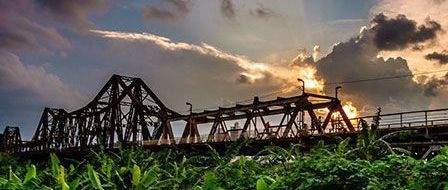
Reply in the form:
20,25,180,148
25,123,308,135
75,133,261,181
221,0,235,19
425,51,448,64
0,1,69,50
313,28,430,112
371,13,442,50
36,0,107,28
250,4,277,19
423,73,448,96
143,0,190,21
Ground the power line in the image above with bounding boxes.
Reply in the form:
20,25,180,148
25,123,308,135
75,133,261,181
324,69,448,85
182,69,448,113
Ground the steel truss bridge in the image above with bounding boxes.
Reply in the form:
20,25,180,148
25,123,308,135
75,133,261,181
1,75,448,157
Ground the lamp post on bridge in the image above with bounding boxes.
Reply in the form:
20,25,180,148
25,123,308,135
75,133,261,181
186,102,192,114
297,78,305,94
335,86,342,99
297,78,306,127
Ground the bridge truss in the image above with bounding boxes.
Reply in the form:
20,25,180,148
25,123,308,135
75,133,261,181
1,75,448,156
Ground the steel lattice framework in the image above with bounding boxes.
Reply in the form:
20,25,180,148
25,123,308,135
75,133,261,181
0,126,22,153
7,74,448,156
22,75,181,152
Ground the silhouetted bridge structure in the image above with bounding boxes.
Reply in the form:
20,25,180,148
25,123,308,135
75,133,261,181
1,75,448,157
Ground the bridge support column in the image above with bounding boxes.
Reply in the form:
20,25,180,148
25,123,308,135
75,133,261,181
180,118,201,144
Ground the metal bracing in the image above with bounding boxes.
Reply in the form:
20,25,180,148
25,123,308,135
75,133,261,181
17,75,181,152
3,74,359,153
0,127,22,153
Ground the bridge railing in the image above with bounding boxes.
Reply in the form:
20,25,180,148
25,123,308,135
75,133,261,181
348,108,448,131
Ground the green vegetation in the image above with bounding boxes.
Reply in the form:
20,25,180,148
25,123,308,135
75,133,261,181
1,119,447,189
1,140,448,190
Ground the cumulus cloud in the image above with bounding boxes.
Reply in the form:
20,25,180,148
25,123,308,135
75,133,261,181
0,51,85,108
220,0,235,19
143,0,190,21
36,0,108,28
0,1,70,50
311,25,430,112
425,51,448,64
371,13,442,51
423,73,448,96
290,49,315,68
370,0,448,108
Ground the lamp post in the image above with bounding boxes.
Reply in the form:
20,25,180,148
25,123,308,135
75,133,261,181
335,86,342,99
186,102,192,114
297,78,305,94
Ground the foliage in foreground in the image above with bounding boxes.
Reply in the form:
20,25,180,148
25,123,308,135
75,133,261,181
0,116,446,190
1,140,448,190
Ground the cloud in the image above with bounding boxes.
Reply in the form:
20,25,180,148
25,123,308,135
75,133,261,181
83,29,305,113
143,0,190,21
250,4,278,19
0,51,85,108
290,49,315,68
312,45,321,61
312,27,430,112
86,29,328,114
90,29,276,83
220,0,235,19
0,1,70,50
36,0,108,28
371,13,442,51
425,51,448,64
371,0,448,108
236,74,252,84
422,73,448,96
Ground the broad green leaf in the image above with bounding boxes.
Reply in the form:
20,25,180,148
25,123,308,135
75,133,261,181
337,138,350,154
141,170,157,187
201,171,223,190
9,166,22,184
69,178,81,190
256,178,268,190
24,164,37,183
87,165,103,190
132,164,141,186
50,153,60,177
0,177,8,185
60,165,69,190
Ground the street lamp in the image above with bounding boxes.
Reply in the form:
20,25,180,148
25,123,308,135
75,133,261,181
297,78,305,94
186,102,192,114
335,86,342,99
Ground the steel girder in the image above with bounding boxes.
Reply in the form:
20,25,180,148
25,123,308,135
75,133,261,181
4,74,356,153
23,75,180,151
176,93,355,144
0,127,22,153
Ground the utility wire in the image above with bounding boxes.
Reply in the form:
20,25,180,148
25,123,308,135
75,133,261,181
182,69,448,113
324,69,448,85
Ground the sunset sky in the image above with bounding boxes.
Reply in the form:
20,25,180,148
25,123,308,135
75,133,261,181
1,0,448,138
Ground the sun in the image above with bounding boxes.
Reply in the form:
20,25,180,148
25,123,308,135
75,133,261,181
342,101,358,119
